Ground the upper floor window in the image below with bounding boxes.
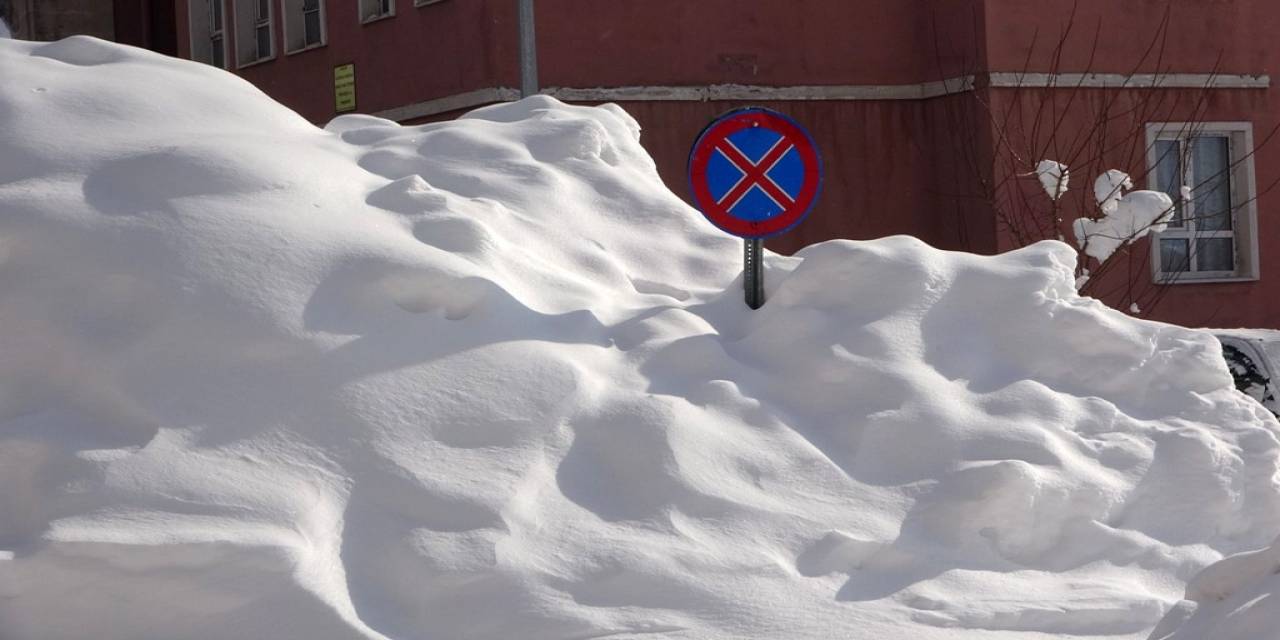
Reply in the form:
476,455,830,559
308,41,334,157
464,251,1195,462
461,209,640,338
235,0,274,66
1147,123,1260,282
359,0,395,23
188,0,229,68
283,0,326,53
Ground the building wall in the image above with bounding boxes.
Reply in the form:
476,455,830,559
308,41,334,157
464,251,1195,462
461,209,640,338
535,0,983,88
114,0,179,55
168,0,1280,328
614,96,997,256
3,0,115,41
982,0,1280,75
971,0,1280,326
982,85,1280,328
1,0,174,55
177,0,517,123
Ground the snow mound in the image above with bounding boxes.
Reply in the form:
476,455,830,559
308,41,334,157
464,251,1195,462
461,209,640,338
1147,536,1280,640
3,37,1280,640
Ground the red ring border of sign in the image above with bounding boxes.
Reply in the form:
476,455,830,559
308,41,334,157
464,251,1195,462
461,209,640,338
687,107,823,239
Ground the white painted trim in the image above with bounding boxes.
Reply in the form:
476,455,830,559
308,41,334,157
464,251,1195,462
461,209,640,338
1146,121,1261,283
547,77,977,102
281,0,329,54
548,85,707,102
1152,275,1259,284
990,72,1270,89
369,72,1269,121
373,87,522,121
358,0,396,24
188,0,230,69
236,55,276,70
233,0,276,69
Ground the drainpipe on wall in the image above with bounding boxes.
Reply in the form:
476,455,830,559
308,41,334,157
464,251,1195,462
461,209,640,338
518,0,537,97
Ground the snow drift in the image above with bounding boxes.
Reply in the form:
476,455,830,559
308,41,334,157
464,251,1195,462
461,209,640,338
2,37,1280,640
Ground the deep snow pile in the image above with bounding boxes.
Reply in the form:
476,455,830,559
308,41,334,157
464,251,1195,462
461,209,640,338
3,37,1280,640
1147,535,1280,639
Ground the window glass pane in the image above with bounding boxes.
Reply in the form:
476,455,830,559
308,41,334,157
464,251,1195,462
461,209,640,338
303,0,319,10
210,1,222,31
305,11,322,44
1196,237,1235,271
1154,139,1184,226
258,0,269,20
257,24,271,57
1193,136,1232,231
1161,238,1190,273
381,0,392,13
211,35,224,67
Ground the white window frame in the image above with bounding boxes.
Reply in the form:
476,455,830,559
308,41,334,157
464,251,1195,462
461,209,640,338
187,0,230,68
234,0,275,68
282,0,328,54
413,0,446,7
1146,122,1260,283
359,0,395,24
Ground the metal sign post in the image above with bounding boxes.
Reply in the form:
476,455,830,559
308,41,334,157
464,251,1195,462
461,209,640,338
744,238,764,309
687,107,823,310
518,0,538,97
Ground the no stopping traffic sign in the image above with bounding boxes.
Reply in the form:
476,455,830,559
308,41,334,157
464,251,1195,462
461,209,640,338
687,107,823,239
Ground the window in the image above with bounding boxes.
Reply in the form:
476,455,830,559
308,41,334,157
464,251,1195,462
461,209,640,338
1147,123,1259,282
303,0,322,46
235,0,274,66
211,1,225,66
187,0,229,68
255,0,272,58
359,0,394,23
283,0,326,53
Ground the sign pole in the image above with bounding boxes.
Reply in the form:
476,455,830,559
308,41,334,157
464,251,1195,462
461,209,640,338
744,238,764,309
518,0,538,97
686,107,822,312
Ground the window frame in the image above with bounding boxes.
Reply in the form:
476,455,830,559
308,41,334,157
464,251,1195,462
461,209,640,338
188,0,230,69
254,0,273,61
233,0,276,68
413,0,446,7
1146,122,1260,284
359,0,396,24
282,0,328,55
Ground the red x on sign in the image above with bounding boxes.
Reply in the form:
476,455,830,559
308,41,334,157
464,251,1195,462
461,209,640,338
687,108,823,239
714,138,796,211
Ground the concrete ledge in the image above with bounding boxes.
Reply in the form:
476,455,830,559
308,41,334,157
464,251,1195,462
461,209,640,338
372,73,1269,121
988,72,1270,89
373,87,522,121
546,77,977,102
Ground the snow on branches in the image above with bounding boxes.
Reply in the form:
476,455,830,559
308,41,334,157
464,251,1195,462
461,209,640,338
1034,160,1176,266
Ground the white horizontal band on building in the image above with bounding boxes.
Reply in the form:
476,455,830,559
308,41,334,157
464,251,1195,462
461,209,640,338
373,87,522,123
374,73,1270,122
988,72,1271,89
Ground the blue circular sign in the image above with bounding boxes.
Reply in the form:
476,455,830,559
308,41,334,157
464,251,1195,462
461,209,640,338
687,107,823,238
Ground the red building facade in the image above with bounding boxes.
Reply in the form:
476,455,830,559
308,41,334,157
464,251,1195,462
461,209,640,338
173,0,1280,328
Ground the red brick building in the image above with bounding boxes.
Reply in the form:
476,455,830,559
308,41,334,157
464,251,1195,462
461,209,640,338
161,1,1277,327
2,0,176,54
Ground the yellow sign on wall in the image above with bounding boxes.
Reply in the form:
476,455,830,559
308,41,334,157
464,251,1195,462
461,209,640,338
334,64,356,113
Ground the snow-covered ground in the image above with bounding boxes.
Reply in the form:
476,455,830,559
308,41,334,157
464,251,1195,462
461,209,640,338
2,36,1280,640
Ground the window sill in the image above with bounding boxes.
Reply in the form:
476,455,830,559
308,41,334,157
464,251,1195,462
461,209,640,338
361,13,395,24
236,55,276,70
1155,273,1259,285
414,0,446,6
285,42,327,56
